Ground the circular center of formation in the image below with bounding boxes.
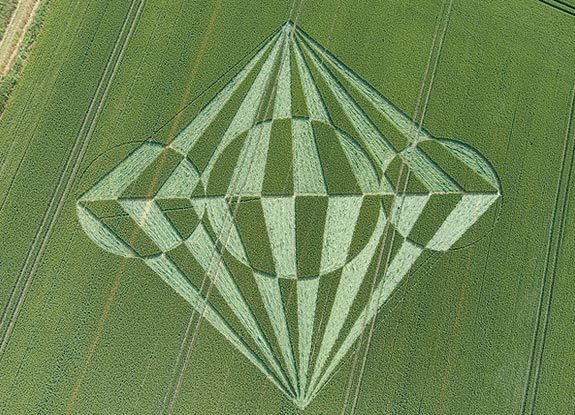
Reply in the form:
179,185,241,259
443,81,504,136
201,117,384,279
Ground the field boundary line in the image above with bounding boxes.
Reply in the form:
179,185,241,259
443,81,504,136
0,0,93,337
0,0,145,358
0,0,42,76
520,84,575,415
62,4,147,411
0,0,92,214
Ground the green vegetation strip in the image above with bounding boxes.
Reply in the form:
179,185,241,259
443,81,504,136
145,254,289,395
308,209,386,396
170,32,278,155
0,0,18,41
0,0,51,113
201,30,285,182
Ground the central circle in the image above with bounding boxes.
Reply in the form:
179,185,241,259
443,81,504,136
201,117,384,279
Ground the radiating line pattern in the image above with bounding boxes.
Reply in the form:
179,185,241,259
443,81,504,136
76,21,501,409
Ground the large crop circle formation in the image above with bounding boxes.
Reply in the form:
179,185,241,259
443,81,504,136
77,22,501,408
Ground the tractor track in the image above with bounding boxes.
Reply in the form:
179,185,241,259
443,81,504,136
520,84,575,414
343,2,453,413
0,0,145,358
0,0,92,338
538,0,575,17
0,0,89,215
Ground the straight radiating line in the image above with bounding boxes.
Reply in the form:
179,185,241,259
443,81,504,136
401,146,461,192
319,196,363,274
297,277,319,395
309,240,423,400
390,194,431,238
292,118,327,193
167,26,296,408
262,197,297,278
170,32,280,154
156,158,199,198
336,131,387,193
145,255,290,395
273,37,292,119
76,205,135,257
292,39,330,122
185,225,294,391
119,199,182,251
345,4,455,411
204,198,248,263
296,34,396,169
253,272,299,391
201,30,287,183
81,142,164,200
426,194,499,251
307,210,386,396
227,121,273,195
296,26,433,143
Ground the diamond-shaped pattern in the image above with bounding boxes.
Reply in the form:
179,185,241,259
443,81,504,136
77,21,500,408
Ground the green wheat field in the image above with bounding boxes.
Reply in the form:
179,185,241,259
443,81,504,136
0,0,573,414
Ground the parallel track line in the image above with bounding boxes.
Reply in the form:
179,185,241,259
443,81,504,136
521,84,575,415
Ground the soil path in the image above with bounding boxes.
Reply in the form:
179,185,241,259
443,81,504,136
0,0,42,77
